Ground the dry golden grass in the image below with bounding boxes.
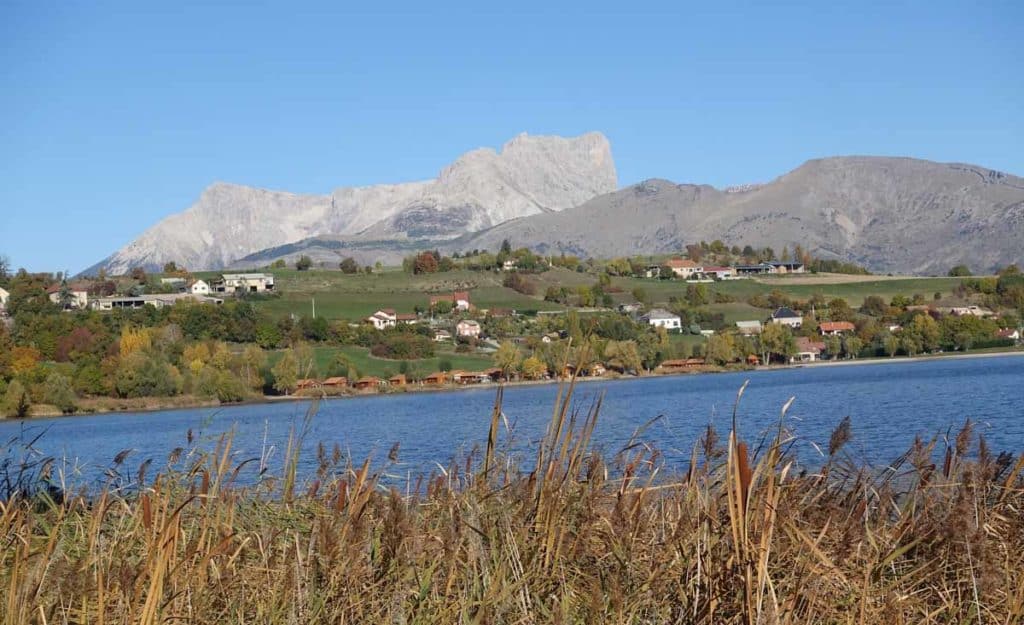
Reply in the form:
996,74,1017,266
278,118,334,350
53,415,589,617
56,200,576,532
2,379,1023,624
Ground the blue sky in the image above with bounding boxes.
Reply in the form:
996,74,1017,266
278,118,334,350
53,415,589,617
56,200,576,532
2,1,1021,273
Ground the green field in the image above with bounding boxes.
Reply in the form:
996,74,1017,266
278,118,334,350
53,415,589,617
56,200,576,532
612,275,965,308
268,345,494,379
232,268,565,321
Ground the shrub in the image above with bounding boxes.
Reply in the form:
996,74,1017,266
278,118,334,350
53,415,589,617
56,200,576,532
42,372,77,414
1,379,31,418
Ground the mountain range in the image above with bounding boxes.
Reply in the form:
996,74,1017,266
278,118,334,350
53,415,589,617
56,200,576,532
86,132,1024,276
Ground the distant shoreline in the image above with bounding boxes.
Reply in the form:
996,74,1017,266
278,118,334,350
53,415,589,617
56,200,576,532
13,347,1023,421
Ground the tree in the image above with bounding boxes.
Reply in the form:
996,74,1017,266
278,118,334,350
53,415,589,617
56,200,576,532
0,253,9,281
413,251,439,274
824,335,842,359
521,355,547,380
339,257,359,274
493,341,522,380
686,244,703,262
907,313,941,353
272,352,299,395
240,345,267,390
948,264,972,277
130,267,147,282
295,255,313,271
2,379,31,418
844,336,864,359
685,283,709,306
704,333,737,366
883,333,900,357
163,261,181,274
43,372,77,414
438,358,453,372
759,323,795,364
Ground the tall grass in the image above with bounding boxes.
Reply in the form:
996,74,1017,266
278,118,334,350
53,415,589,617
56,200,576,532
2,378,1023,624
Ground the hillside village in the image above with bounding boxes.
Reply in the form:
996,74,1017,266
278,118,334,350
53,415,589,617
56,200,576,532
0,242,1022,416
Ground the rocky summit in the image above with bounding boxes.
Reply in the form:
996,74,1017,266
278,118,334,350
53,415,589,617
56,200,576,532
86,132,617,274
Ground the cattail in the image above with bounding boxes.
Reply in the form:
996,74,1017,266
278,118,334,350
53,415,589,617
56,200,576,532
828,416,852,457
737,441,752,512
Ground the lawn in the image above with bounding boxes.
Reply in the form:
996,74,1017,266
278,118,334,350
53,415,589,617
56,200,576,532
268,345,495,379
239,269,564,321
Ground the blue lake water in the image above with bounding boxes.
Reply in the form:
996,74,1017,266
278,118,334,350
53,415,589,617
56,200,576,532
3,355,1022,489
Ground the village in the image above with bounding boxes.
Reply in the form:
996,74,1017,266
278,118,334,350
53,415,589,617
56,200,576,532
1,245,1022,413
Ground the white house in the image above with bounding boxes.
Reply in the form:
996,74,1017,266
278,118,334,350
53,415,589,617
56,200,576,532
949,306,994,318
47,283,90,310
91,293,223,311
190,279,211,296
701,266,736,280
770,307,803,328
0,286,9,311
665,258,702,279
367,309,397,330
214,273,275,294
456,319,482,338
735,320,763,335
640,308,682,331
433,329,452,342
792,336,825,363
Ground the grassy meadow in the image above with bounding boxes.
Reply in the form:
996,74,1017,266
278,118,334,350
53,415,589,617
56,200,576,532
266,344,494,379
216,267,965,323
3,383,1022,623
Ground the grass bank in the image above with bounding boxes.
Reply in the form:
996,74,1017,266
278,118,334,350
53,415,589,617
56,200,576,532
2,380,1023,623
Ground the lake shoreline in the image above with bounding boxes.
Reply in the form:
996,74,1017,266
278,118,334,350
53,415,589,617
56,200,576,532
15,347,1024,421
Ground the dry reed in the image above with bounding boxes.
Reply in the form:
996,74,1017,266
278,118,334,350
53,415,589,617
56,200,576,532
2,381,1023,624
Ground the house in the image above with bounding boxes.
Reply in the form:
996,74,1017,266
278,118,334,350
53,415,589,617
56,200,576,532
367,309,397,330
190,279,211,296
643,264,662,278
502,259,518,271
213,273,275,294
429,291,471,311
388,374,407,387
770,307,803,328
541,332,560,343
618,302,643,314
640,308,682,331
792,336,826,362
819,321,856,336
0,286,9,312
322,377,348,388
734,263,776,275
456,319,481,338
665,258,702,279
746,354,760,366
736,320,763,335
396,313,418,325
658,358,706,372
996,328,1021,341
433,329,452,342
423,372,447,385
584,363,607,377
354,376,382,390
47,282,90,309
950,306,994,317
91,293,223,311
769,261,806,274
296,379,319,392
702,266,735,280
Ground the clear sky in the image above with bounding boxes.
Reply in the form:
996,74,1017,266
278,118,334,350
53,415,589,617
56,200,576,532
2,0,1021,273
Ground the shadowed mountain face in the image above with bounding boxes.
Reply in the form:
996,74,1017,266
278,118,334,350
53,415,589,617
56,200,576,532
450,157,1024,274
85,132,617,275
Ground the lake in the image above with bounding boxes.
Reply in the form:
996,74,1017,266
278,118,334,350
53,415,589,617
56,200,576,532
3,355,1022,490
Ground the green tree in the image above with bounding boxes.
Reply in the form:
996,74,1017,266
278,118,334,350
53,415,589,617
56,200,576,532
759,322,795,364
686,283,709,306
824,335,842,359
2,379,32,418
493,341,522,380
339,257,360,274
240,345,267,390
521,355,547,380
948,264,972,277
272,352,299,395
43,372,77,414
704,333,737,366
295,255,313,271
883,333,900,357
907,313,941,353
844,336,864,359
